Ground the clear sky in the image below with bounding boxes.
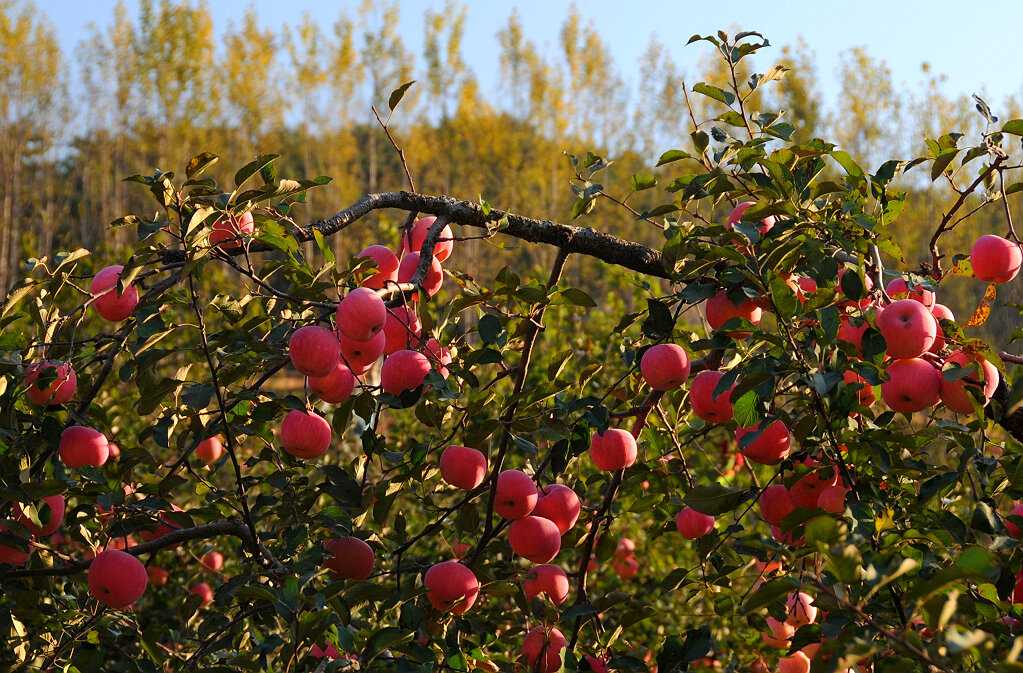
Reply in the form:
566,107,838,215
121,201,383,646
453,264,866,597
40,0,1023,116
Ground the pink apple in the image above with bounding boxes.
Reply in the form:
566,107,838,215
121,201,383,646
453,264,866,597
762,616,794,648
380,349,432,395
837,315,869,357
590,428,638,471
339,329,386,374
354,244,400,289
736,420,791,465
971,234,1022,283
640,343,691,390
424,338,452,379
289,325,341,377
613,557,640,579
842,370,875,407
189,581,213,606
523,564,570,605
311,641,340,659
818,484,850,513
383,305,422,355
689,370,735,423
522,626,568,673
929,303,955,352
789,461,839,510
24,360,77,406
14,494,65,536
439,445,488,490
786,591,818,628
726,201,775,234
778,651,811,673
59,425,109,469
882,357,940,413
705,289,762,336
324,536,375,581
508,515,562,563
885,277,935,308
423,560,479,613
615,538,636,559
759,484,796,526
400,216,454,262
397,252,444,299
940,349,1000,414
89,549,147,608
195,436,223,464
336,287,387,342
201,550,223,572
876,299,937,359
0,524,32,565
533,484,581,533
675,507,715,539
91,265,139,322
209,211,254,250
494,469,538,519
280,409,331,459
309,362,356,404
147,566,169,586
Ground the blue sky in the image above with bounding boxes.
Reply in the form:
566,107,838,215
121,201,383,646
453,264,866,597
41,0,1023,116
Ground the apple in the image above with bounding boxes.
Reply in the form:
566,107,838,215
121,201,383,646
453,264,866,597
339,329,386,374
450,540,471,558
762,616,794,648
59,425,110,469
147,566,169,586
91,265,139,322
881,357,940,413
309,362,356,404
778,651,811,673
786,591,818,628
842,370,875,407
615,538,636,559
1014,570,1023,604
397,252,444,299
736,420,791,465
14,494,65,536
971,234,1022,283
354,244,400,289
401,216,454,262
758,484,796,526
289,325,341,377
940,349,1000,414
837,315,869,357
522,626,568,673
201,550,223,573
885,277,935,308
818,484,850,513
1006,503,1023,538
423,560,479,614
640,343,691,390
424,338,452,379
380,349,432,395
189,581,214,606
209,211,254,250
89,549,147,608
195,436,223,464
0,524,32,565
726,201,775,234
705,289,762,336
337,287,387,341
876,299,937,359
138,505,184,549
107,442,121,460
523,564,570,605
508,515,561,563
383,305,422,355
532,484,581,533
583,655,608,673
590,428,638,471
675,507,715,539
24,360,77,405
929,303,955,352
324,536,375,581
789,460,839,510
494,469,538,519
613,557,640,579
439,445,488,490
280,409,331,459
311,641,340,659
689,370,735,423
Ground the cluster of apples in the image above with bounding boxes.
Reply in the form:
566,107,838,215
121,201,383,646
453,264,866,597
758,456,849,546
760,589,821,673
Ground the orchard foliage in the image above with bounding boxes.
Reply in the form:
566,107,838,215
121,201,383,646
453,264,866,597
3,29,1023,673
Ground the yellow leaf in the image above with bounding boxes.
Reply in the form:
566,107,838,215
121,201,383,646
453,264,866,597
965,284,996,327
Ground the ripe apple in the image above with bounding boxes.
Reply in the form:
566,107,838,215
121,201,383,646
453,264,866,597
309,362,356,404
383,305,422,355
401,216,454,262
533,484,581,533
583,655,608,673
522,626,568,673
24,360,77,406
736,420,791,465
89,549,147,609
289,325,341,377
885,277,935,308
397,252,444,299
523,564,570,605
758,484,796,525
280,409,331,459
324,536,375,581
837,315,869,357
640,343,691,390
789,460,839,510
881,357,940,413
786,591,818,628
195,436,223,464
439,445,488,490
424,338,452,379
675,507,715,539
615,538,636,559
423,560,479,613
336,287,388,342
940,349,1000,414
726,201,775,234
354,244,400,289
311,641,341,659
339,329,386,374
189,581,213,606
778,651,811,673
59,425,110,469
1006,503,1023,538
138,505,184,549
818,484,850,513
380,349,432,395
508,515,562,563
876,299,937,359
705,289,762,336
929,303,955,352
147,566,169,586
842,370,875,407
209,211,255,250
0,524,32,565
14,494,65,536
91,265,139,322
762,616,794,648
201,550,223,573
971,234,1022,283
613,557,640,579
689,370,735,423
590,428,638,471
494,469,538,519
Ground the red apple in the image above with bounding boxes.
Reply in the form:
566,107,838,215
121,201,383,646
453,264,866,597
383,305,422,355
147,566,169,586
138,505,184,549
311,641,341,659
818,484,850,514
0,524,32,565
613,557,640,579
762,616,794,648
439,445,488,490
533,484,581,533
494,469,538,519
339,329,386,374
424,338,452,379
209,211,255,250
59,425,110,469
689,370,735,423
786,591,818,628
24,360,77,406
736,420,791,465
1006,503,1023,538
89,549,147,608
590,428,638,471
885,277,935,308
423,560,479,614
397,252,444,299
91,265,139,322
940,349,1000,414
195,436,223,464
705,289,762,336
189,581,213,607
876,299,937,359
583,655,608,673
324,536,375,581
615,538,636,559
726,201,775,234
842,370,875,407
837,315,869,357
336,287,387,342
280,409,331,459
929,303,955,352
789,462,839,510
640,343,691,390
508,515,561,563
522,626,568,673
758,484,796,526
971,234,1022,283
882,357,940,413
14,494,65,536
355,244,400,289
201,550,223,572
675,507,715,539
309,362,356,404
400,216,454,262
778,651,811,673
380,349,432,395
523,564,570,605
289,325,341,377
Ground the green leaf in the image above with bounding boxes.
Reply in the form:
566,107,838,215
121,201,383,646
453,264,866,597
742,576,799,614
388,80,416,111
692,82,735,106
571,197,596,220
642,299,675,340
656,150,692,166
557,288,597,308
630,173,657,191
684,484,745,516
234,154,279,190
186,152,219,179
930,148,960,182
1001,119,1023,135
